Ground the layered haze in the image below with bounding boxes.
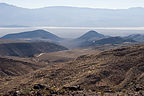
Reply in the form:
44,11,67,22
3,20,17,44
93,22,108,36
0,3,144,27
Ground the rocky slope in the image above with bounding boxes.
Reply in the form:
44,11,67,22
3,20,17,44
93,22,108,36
0,57,41,77
0,44,144,95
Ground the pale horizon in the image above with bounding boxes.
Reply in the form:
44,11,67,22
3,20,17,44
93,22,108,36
0,0,144,9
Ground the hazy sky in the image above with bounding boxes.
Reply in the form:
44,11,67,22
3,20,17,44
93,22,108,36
0,0,144,9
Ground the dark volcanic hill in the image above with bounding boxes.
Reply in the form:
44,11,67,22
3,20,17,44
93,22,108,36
0,44,144,95
125,34,144,42
80,37,136,47
1,29,62,41
77,30,106,41
0,42,68,57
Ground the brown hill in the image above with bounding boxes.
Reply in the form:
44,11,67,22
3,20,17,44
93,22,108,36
0,42,68,57
0,45,144,95
0,57,42,77
29,45,144,91
35,43,137,63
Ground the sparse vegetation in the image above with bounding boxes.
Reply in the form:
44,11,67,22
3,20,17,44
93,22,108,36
0,44,144,95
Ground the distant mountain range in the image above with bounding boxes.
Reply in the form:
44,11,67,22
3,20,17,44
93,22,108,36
0,3,144,27
1,29,139,48
125,34,144,42
74,30,136,48
80,37,136,47
1,29,62,41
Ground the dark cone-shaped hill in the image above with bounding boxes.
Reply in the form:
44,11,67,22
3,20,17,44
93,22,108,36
77,30,106,41
1,29,62,41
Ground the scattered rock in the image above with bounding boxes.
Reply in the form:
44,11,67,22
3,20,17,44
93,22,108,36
33,84,46,90
8,91,20,96
36,91,42,96
135,87,143,92
104,89,114,93
63,85,82,91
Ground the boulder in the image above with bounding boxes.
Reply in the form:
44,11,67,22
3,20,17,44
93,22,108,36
33,84,46,90
63,85,82,91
